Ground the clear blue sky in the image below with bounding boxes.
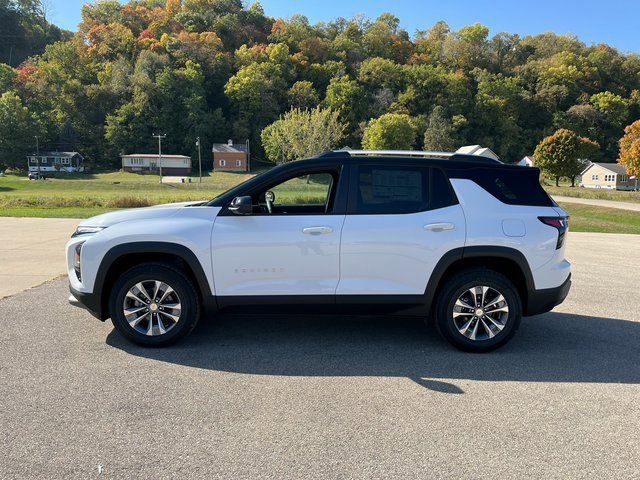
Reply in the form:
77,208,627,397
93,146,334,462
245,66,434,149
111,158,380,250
49,0,640,53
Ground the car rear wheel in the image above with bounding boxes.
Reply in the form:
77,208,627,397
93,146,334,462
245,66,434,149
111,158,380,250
434,269,522,352
109,263,200,347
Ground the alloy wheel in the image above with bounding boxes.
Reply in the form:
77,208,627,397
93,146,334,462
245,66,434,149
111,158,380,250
122,280,182,336
452,285,509,341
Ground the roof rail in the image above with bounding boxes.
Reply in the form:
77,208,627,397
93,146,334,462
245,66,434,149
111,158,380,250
340,149,454,158
314,149,502,164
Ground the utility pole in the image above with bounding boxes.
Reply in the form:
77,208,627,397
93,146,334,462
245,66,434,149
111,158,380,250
246,138,250,173
152,133,166,184
196,137,202,183
34,136,40,176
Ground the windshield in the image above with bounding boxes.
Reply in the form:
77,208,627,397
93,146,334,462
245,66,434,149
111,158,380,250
205,174,258,206
205,164,294,207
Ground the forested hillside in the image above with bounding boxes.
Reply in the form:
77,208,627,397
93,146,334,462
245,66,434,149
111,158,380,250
1,0,639,169
0,0,71,66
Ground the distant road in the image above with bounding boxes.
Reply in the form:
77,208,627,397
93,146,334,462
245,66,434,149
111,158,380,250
552,195,640,212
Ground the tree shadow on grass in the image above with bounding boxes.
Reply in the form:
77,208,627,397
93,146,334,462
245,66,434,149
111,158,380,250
107,311,640,394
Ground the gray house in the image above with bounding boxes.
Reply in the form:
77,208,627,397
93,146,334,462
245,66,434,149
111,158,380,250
27,151,85,173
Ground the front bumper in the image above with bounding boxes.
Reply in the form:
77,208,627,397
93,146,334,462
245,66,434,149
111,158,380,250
69,285,106,321
524,273,571,316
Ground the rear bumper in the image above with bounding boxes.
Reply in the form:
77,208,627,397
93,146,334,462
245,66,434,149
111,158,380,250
69,285,106,321
524,273,571,316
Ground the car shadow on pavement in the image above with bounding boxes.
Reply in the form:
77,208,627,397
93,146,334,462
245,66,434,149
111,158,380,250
106,311,640,394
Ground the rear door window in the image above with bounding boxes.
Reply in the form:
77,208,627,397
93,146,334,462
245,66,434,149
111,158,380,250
351,165,430,214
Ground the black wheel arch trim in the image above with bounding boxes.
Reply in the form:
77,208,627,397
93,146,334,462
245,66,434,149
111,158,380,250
423,245,537,314
92,242,214,319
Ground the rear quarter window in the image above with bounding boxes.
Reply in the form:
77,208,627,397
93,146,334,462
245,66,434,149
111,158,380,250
448,167,554,207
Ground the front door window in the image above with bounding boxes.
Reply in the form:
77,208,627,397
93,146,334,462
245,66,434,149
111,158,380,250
258,172,335,215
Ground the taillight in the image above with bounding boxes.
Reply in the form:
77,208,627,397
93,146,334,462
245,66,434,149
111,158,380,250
538,216,569,249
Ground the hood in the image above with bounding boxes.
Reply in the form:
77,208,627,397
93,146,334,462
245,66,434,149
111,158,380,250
78,200,207,228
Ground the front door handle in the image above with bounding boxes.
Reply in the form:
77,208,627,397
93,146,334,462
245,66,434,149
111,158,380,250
302,226,333,235
424,222,455,232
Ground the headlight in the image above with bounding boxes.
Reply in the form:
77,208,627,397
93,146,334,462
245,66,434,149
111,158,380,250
73,225,105,237
74,242,84,281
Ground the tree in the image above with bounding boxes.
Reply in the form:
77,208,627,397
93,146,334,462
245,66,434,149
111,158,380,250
618,120,640,178
445,24,490,71
358,57,403,91
472,69,526,159
423,106,458,151
533,128,599,186
261,107,346,163
287,80,319,109
224,61,287,142
362,113,416,150
323,75,367,129
0,63,16,93
0,91,43,169
362,13,412,63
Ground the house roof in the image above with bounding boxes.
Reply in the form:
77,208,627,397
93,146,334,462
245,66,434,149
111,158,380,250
581,162,628,175
121,154,191,159
455,145,500,160
28,151,82,157
211,143,248,153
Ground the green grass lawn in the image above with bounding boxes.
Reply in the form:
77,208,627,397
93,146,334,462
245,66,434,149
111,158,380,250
559,202,640,234
545,185,640,203
0,170,328,218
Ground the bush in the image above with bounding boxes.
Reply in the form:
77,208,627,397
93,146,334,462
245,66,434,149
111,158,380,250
107,196,153,208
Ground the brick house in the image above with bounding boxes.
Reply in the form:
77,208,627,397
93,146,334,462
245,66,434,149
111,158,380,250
212,140,249,172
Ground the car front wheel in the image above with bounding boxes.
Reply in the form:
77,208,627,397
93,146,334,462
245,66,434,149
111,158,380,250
435,269,522,352
109,263,200,347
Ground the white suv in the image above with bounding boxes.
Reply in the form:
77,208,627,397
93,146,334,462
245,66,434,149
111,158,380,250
67,150,571,352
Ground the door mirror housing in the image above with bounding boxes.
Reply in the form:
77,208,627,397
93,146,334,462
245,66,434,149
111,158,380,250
228,196,253,215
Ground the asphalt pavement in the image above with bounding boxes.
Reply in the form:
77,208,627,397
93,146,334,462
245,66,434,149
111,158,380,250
0,217,80,298
1,232,639,479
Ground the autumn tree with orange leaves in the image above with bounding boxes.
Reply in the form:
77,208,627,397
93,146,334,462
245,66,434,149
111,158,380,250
618,120,640,178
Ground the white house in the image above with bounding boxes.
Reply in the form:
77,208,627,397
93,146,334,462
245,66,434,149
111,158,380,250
121,154,192,176
455,145,500,161
579,162,637,190
518,156,535,167
27,151,85,173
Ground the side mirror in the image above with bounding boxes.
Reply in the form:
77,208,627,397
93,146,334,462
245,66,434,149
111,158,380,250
228,196,253,215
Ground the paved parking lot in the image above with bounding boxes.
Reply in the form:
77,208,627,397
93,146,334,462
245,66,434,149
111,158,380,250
1,232,639,478
0,217,80,298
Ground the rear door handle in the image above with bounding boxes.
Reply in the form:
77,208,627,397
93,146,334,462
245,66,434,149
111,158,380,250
302,226,333,235
424,222,455,232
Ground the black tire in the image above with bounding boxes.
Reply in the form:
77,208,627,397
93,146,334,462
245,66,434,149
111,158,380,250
109,263,200,347
434,268,522,353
